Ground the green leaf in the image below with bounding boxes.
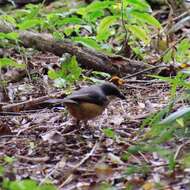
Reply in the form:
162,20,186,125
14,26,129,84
168,154,176,170
126,24,150,44
154,127,175,143
125,164,150,175
176,118,185,127
127,144,173,161
0,32,19,41
37,184,57,190
63,27,74,36
149,73,190,89
97,16,118,41
127,144,142,154
176,38,190,62
159,107,190,125
126,0,151,11
5,32,19,40
181,153,190,168
48,56,81,86
17,19,42,30
141,106,170,129
0,58,25,69
53,78,67,88
0,15,16,25
103,128,116,139
24,4,41,19
65,56,82,82
48,69,59,80
53,31,64,40
92,71,111,78
72,37,102,50
131,11,161,28
56,17,84,27
84,10,104,22
177,38,190,53
77,1,113,16
88,77,105,84
9,180,37,190
0,166,4,176
46,13,59,23
4,179,57,190
163,49,173,63
0,33,6,40
4,156,15,164
121,151,131,161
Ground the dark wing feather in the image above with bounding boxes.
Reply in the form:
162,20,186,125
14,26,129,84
63,86,108,105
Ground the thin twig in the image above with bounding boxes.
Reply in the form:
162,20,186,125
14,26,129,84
126,79,166,83
58,174,74,189
73,141,98,169
123,65,166,79
124,35,186,80
16,155,49,163
120,0,129,53
121,0,128,37
59,141,99,188
124,84,149,89
152,35,186,64
40,157,66,185
138,151,150,164
174,140,190,160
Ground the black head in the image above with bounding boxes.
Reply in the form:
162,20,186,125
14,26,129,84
100,82,125,99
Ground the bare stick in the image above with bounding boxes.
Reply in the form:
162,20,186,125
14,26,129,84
59,141,98,188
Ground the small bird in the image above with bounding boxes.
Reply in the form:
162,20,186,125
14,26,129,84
62,82,125,123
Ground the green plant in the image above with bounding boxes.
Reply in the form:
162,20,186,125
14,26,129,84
0,162,57,190
103,128,116,139
0,58,25,69
124,163,150,175
150,72,190,101
163,38,190,65
124,0,161,43
1,0,161,54
135,71,190,173
48,55,82,88
2,179,57,190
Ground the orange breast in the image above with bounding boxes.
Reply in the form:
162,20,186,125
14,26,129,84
64,102,106,120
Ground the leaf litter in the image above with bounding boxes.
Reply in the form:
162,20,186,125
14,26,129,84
0,52,189,190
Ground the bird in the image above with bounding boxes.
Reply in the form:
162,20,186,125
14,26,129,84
62,82,125,124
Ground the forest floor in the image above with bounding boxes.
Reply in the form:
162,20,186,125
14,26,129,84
1,52,183,190
1,0,190,189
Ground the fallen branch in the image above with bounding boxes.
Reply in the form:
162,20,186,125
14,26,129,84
1,91,64,112
0,20,153,76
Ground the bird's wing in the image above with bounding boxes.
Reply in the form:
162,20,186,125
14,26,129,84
61,98,78,104
63,92,107,105
62,93,90,104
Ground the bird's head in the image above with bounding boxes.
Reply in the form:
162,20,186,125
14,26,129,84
100,82,125,99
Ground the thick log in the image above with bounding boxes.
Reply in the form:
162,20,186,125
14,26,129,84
0,20,153,76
